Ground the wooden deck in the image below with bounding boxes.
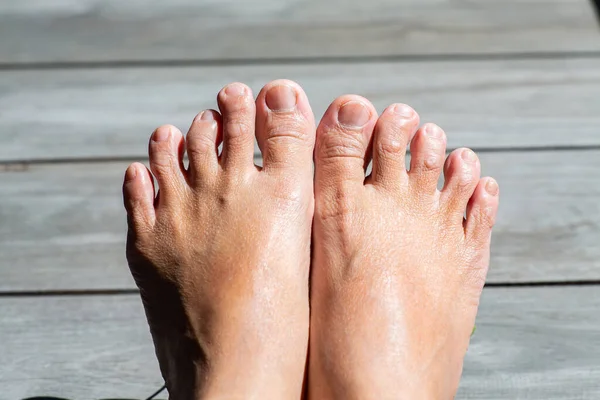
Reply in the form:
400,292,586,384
1,1,600,398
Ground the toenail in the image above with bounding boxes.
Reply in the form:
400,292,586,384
338,101,370,128
425,124,443,138
125,165,138,182
485,179,499,196
265,84,297,111
153,128,171,142
391,104,414,118
461,149,477,162
199,110,217,121
224,83,247,97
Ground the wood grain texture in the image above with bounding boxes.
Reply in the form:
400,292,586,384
2,58,600,162
1,0,599,64
2,286,599,399
459,286,600,400
0,295,163,399
1,150,599,291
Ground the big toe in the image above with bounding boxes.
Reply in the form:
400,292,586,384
314,95,377,199
217,82,257,171
255,80,316,174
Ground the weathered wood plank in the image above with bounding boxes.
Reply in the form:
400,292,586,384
2,287,599,399
2,58,600,162
1,150,599,291
0,161,137,291
460,286,600,399
0,295,163,399
1,0,599,64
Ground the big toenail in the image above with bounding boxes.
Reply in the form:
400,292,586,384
392,104,414,118
265,85,297,111
425,124,443,138
199,110,217,121
224,83,247,97
461,149,477,162
153,128,171,142
485,179,499,196
338,101,370,128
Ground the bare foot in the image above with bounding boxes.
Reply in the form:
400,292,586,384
123,80,315,399
308,98,499,399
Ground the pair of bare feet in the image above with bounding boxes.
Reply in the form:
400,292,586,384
123,80,499,400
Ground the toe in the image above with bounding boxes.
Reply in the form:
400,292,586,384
370,103,419,189
408,123,447,196
255,80,316,174
314,95,377,219
217,82,256,171
465,177,500,245
123,162,156,232
441,148,481,218
315,95,377,187
186,109,222,185
148,124,187,200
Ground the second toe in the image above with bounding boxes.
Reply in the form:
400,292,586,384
370,103,420,190
217,82,257,171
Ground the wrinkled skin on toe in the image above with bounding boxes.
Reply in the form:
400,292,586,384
309,98,499,400
123,81,316,400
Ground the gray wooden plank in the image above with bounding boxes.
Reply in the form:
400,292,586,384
0,295,163,399
2,286,599,398
2,58,600,162
460,286,600,399
1,0,599,64
1,150,599,291
0,161,137,291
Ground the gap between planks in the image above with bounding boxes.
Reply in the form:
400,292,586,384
2,50,600,71
2,281,600,299
3,145,600,168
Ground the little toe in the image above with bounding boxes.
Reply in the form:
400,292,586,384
123,162,156,232
370,103,420,189
148,124,187,200
186,109,222,185
217,82,256,171
465,177,500,245
408,123,447,196
441,148,481,218
255,80,315,174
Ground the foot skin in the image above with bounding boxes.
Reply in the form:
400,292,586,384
309,98,499,399
123,80,315,400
